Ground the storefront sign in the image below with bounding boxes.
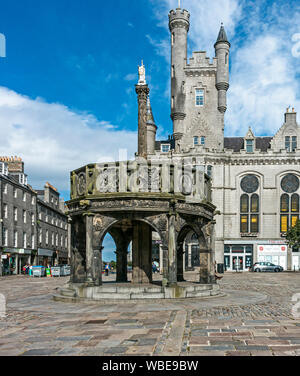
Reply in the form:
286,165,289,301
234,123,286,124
258,245,287,253
1,255,7,260
38,249,54,257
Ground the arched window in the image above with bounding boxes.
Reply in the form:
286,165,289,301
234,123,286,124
240,194,249,213
280,194,289,212
280,175,300,233
251,194,259,213
291,194,299,213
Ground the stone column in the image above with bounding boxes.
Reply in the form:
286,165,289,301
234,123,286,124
135,84,150,159
159,244,164,274
199,248,209,284
187,243,193,270
92,247,103,286
167,214,177,286
70,216,86,284
84,213,94,284
177,243,185,282
132,222,152,284
116,247,128,283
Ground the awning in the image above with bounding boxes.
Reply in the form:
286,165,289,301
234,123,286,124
38,249,54,257
2,248,32,255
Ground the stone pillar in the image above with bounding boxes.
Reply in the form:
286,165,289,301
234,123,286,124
159,244,164,275
199,248,209,284
187,243,193,270
92,247,103,286
167,214,177,286
116,247,128,283
177,243,185,282
70,216,86,284
135,84,150,159
132,222,152,284
84,213,94,284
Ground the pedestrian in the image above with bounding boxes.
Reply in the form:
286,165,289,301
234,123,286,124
152,262,157,274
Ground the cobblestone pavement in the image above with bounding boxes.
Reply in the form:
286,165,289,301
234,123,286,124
0,272,300,356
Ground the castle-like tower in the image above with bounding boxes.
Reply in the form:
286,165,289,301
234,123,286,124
169,5,230,152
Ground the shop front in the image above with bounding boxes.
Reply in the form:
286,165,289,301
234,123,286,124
1,249,32,275
36,249,55,267
57,250,69,265
257,244,288,270
224,244,253,271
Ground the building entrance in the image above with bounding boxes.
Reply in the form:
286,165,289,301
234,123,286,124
224,245,253,271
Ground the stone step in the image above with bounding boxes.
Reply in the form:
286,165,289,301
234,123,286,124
59,288,76,297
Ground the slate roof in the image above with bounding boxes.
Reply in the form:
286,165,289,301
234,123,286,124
224,137,273,152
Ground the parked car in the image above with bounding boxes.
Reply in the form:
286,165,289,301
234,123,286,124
251,262,284,273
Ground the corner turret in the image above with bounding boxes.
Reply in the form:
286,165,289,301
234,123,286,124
214,24,231,114
146,97,157,155
169,6,190,150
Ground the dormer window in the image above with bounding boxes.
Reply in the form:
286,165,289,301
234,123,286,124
161,144,170,153
195,89,204,107
200,136,206,146
246,139,254,153
285,136,297,152
193,136,199,146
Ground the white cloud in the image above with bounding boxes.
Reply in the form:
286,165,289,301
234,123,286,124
124,73,137,81
0,87,137,193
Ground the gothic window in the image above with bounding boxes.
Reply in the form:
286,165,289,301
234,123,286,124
280,175,300,233
193,136,199,146
246,139,254,153
240,176,260,234
195,89,204,106
240,193,260,233
241,175,259,194
292,136,297,151
200,136,206,146
191,233,198,241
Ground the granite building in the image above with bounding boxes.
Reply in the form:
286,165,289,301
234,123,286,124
0,157,69,275
0,157,37,275
36,183,69,267
147,5,300,272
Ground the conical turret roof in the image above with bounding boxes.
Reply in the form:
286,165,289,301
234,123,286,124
215,24,231,47
146,96,156,127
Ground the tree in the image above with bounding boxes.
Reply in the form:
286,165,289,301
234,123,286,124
285,219,300,250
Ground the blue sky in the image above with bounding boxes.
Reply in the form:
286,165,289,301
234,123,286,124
0,0,299,260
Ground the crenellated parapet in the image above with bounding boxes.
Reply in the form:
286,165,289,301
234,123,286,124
169,8,190,32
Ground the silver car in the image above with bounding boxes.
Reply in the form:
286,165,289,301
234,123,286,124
251,262,283,273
